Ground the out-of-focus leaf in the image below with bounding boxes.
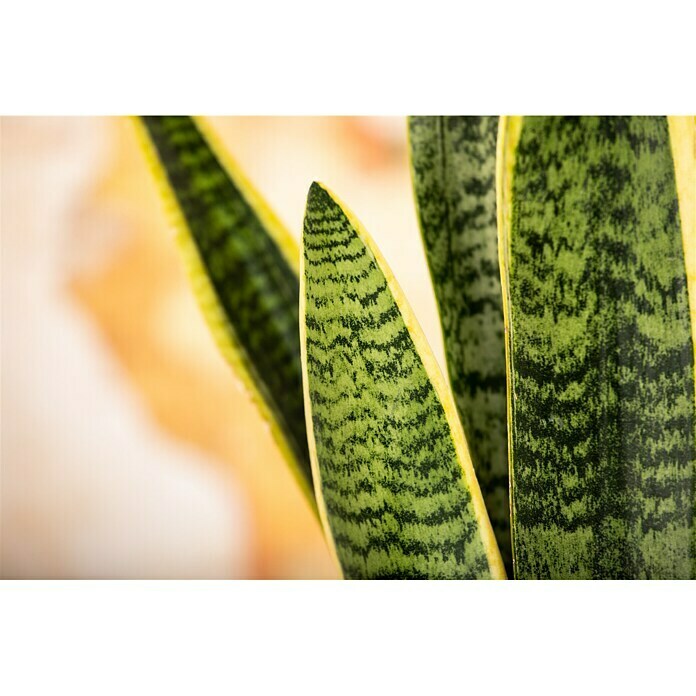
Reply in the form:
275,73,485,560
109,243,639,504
409,116,510,573
137,116,315,513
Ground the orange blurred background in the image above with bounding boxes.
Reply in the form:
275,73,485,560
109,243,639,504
1,116,446,578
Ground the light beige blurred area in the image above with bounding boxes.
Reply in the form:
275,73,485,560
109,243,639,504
0,116,445,578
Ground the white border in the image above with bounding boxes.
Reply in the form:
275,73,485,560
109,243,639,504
1,1,694,113
1,581,694,695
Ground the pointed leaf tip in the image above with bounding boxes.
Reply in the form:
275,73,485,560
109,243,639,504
301,186,506,579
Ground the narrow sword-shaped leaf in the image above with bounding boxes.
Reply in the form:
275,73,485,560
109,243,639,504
409,116,511,573
301,182,506,579
136,116,316,513
498,116,696,579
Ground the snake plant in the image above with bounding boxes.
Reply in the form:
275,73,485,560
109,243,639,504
138,115,695,579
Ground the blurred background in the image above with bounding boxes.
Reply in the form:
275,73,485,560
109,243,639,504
1,116,446,578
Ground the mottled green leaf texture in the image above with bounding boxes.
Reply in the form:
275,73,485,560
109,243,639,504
500,116,696,578
409,116,511,573
139,116,314,509
301,182,505,579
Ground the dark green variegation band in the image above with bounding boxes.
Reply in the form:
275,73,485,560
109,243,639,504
498,116,696,579
137,116,315,512
409,116,510,573
301,182,505,579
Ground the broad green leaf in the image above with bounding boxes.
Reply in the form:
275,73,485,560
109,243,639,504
409,116,511,573
498,116,696,579
136,116,316,514
301,182,506,579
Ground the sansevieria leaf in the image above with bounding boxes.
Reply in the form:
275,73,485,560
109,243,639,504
409,116,511,573
301,182,506,579
498,116,696,578
136,116,316,513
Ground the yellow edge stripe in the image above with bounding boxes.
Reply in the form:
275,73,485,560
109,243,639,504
496,116,523,578
667,116,696,378
195,117,300,274
131,116,318,517
302,181,507,580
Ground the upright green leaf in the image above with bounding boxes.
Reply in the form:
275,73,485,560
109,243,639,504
301,182,505,579
137,116,315,513
409,116,510,573
498,116,696,578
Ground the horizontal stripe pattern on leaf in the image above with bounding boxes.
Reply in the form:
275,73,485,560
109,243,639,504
498,116,696,579
409,116,511,573
138,116,314,509
301,182,505,579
